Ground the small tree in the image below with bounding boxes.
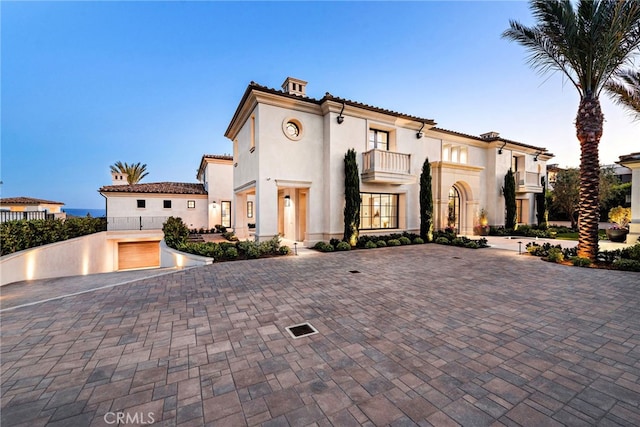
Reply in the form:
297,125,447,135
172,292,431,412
419,158,433,242
163,216,189,248
503,169,517,229
536,176,548,229
552,168,580,229
343,149,360,246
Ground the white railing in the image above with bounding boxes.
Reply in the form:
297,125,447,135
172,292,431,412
362,149,410,175
515,171,541,187
107,216,169,231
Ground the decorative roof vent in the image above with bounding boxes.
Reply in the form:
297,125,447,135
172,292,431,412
111,172,129,186
282,77,308,97
480,131,500,139
480,131,500,140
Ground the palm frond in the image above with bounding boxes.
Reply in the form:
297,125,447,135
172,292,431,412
606,68,640,120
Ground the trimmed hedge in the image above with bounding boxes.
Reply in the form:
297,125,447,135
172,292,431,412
1,217,107,256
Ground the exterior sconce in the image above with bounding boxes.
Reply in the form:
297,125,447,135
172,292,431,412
416,122,425,139
337,103,345,124
498,141,507,155
212,201,217,208
284,195,291,207
533,151,542,162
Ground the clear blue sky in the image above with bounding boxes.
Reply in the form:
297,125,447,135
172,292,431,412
2,1,638,209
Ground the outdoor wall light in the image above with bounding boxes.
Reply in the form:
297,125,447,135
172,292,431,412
211,201,217,208
533,151,542,162
284,195,291,207
498,141,507,155
337,103,345,124
416,122,425,139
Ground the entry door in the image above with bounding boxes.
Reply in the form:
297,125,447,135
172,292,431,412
221,201,231,228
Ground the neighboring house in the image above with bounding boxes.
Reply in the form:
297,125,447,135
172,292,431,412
0,197,66,222
618,152,640,244
99,154,235,231
96,154,235,271
225,77,553,244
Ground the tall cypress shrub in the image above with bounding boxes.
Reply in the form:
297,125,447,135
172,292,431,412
503,169,517,229
419,158,433,242
536,177,548,229
343,149,360,246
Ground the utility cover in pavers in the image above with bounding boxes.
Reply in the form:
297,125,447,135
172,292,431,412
285,322,318,339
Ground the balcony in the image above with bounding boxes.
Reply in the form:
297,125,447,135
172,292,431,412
361,149,415,184
515,171,543,193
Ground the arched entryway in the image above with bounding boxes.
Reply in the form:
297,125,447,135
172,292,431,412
448,186,461,232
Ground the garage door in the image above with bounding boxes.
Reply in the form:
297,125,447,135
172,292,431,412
118,241,160,270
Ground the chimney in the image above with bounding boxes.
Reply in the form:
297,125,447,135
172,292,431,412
480,131,500,140
111,172,129,185
281,77,308,97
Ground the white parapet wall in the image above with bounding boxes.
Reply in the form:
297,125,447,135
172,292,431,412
1,232,114,286
160,240,213,268
1,232,214,286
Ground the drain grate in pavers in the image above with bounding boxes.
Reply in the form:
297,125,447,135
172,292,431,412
349,270,361,274
285,322,318,339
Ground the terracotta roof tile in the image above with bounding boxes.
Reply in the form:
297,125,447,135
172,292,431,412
99,182,207,195
0,197,65,205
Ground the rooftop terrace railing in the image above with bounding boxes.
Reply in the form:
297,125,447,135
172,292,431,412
107,216,169,231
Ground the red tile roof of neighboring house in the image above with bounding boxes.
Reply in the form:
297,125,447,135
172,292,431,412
202,154,233,161
0,197,65,205
99,182,207,195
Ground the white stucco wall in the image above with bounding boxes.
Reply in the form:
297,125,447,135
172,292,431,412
0,232,113,286
106,193,208,230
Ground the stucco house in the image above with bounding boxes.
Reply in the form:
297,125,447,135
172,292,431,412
225,77,553,245
99,154,236,231
0,197,66,222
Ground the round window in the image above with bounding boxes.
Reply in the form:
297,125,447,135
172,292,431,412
282,118,303,141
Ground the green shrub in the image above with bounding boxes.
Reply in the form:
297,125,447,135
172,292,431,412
279,246,290,255
313,242,334,252
336,241,351,251
570,256,591,267
224,247,238,259
364,241,377,249
622,243,640,261
613,259,640,272
222,231,238,241
435,237,450,245
329,238,342,248
451,237,466,247
412,237,425,244
162,216,190,248
398,236,411,245
547,248,564,263
465,241,479,249
387,239,401,246
376,240,387,247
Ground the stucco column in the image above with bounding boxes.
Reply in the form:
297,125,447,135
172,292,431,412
618,153,640,245
233,193,249,240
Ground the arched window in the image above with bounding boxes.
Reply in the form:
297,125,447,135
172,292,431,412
448,186,460,232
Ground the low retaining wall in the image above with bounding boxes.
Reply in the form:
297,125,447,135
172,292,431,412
1,233,213,286
160,240,213,268
1,232,113,286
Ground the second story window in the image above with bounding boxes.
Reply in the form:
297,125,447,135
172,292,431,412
137,200,146,209
187,200,196,209
369,129,389,151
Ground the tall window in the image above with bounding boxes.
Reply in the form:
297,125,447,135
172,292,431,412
368,129,389,151
516,199,523,224
221,201,231,228
360,193,398,230
448,187,460,231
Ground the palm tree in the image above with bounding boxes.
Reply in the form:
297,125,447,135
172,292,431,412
503,0,640,261
606,69,640,121
110,161,149,185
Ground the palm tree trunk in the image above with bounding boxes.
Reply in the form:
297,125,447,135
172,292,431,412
575,95,603,261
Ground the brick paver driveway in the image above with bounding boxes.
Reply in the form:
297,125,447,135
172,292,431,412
1,245,639,426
